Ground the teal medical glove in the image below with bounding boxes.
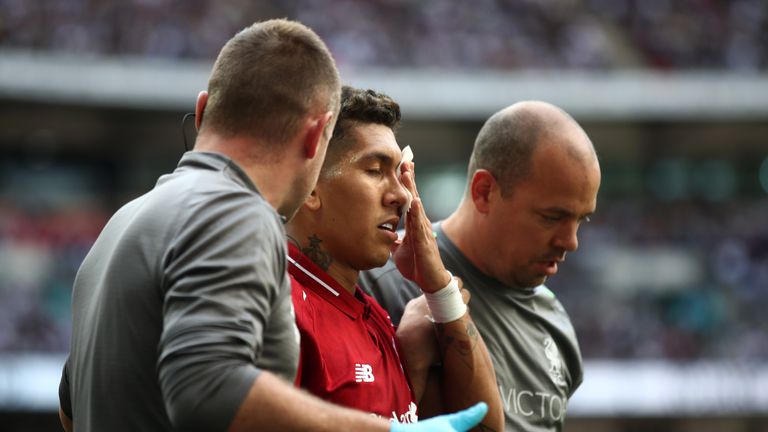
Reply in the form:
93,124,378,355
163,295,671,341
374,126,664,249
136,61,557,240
390,402,488,432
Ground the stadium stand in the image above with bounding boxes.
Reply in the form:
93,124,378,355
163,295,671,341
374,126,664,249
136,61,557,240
0,1,766,430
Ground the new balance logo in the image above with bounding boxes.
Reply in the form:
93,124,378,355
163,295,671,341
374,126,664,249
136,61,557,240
354,363,375,383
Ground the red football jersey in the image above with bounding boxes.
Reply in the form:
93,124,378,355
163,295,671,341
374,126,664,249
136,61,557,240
287,243,418,423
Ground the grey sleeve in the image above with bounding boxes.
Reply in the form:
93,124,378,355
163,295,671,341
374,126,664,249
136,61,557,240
358,259,422,326
58,356,72,419
157,191,283,432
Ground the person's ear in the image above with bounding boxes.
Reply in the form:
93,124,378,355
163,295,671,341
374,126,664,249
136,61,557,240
194,91,208,130
304,189,322,211
303,111,334,159
470,169,497,214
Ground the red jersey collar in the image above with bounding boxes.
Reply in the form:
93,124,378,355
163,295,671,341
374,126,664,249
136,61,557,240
287,242,367,320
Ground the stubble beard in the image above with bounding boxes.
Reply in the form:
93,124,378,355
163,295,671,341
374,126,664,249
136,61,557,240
279,172,317,223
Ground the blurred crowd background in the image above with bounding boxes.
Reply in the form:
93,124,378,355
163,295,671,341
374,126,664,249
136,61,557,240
1,0,766,70
1,0,767,360
0,3,767,427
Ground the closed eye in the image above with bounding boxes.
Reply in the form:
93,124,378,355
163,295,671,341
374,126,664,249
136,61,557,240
541,214,562,223
541,212,592,225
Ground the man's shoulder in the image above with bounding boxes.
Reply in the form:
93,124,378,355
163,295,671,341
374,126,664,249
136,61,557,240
162,167,280,237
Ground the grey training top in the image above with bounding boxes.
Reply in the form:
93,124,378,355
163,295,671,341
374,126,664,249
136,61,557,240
59,152,299,432
359,223,583,432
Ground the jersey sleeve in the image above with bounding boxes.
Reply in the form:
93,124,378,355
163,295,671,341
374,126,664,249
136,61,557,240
156,190,284,432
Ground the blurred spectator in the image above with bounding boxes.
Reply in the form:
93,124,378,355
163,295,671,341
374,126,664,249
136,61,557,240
552,198,768,361
0,0,765,70
0,200,108,352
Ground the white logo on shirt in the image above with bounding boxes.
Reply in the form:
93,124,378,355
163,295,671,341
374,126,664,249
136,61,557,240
499,382,566,422
392,401,418,423
354,363,375,383
544,337,566,387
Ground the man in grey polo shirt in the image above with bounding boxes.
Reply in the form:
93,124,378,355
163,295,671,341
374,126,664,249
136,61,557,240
57,18,338,432
361,101,602,431
58,19,487,432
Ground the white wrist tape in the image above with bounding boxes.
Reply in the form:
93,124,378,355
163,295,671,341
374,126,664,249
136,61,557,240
424,273,466,323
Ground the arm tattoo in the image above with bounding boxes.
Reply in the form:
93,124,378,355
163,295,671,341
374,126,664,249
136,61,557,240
435,320,479,359
302,234,333,271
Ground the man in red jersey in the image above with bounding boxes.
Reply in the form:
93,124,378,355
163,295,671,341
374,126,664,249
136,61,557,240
286,86,503,430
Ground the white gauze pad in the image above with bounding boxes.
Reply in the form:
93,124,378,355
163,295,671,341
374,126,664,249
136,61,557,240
398,145,414,213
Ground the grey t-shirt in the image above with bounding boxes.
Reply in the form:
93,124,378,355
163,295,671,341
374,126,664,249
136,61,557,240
359,223,583,432
59,152,299,432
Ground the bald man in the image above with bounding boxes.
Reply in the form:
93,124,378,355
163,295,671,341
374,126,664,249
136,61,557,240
360,101,601,431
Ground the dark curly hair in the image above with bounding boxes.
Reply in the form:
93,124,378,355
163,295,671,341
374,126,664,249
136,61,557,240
321,85,401,176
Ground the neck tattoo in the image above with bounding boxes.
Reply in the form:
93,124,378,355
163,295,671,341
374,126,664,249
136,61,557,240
302,234,333,271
